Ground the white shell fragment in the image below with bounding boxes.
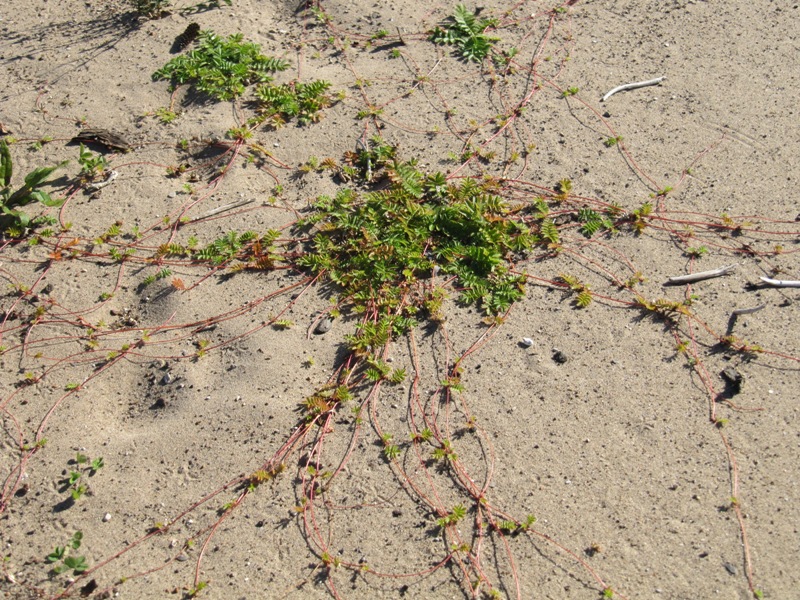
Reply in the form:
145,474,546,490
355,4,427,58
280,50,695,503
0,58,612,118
520,337,534,348
86,170,118,192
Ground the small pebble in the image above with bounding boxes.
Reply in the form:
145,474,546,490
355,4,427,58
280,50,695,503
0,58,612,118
520,337,534,348
552,349,568,364
161,373,174,385
314,317,333,335
176,554,189,562
720,366,744,395
102,513,111,522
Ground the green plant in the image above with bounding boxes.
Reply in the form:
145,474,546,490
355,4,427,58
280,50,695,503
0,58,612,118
77,143,109,181
153,106,179,123
630,201,653,233
296,143,531,319
558,274,593,308
432,439,458,462
129,0,170,18
0,139,66,236
436,503,467,528
186,581,208,597
577,208,614,238
561,86,579,97
152,31,289,101
192,229,280,269
431,4,499,62
141,267,172,287
254,80,335,126
61,452,104,501
685,245,708,258
30,136,53,151
46,532,88,575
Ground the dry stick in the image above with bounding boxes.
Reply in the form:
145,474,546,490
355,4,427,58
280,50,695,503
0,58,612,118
731,304,766,316
187,198,255,223
665,264,737,285
601,76,666,102
759,276,800,288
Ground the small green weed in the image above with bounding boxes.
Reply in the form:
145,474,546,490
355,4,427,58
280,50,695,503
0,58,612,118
577,207,615,238
253,80,335,127
185,581,208,597
46,531,88,575
0,139,66,237
61,452,104,501
152,31,289,101
141,267,172,287
559,274,593,308
153,106,180,123
431,4,499,62
436,503,467,528
77,144,108,181
129,0,170,19
685,245,708,258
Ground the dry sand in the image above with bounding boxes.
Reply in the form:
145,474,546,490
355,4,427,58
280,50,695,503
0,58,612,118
1,0,798,598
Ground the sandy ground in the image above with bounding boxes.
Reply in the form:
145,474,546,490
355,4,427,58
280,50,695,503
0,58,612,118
1,0,799,598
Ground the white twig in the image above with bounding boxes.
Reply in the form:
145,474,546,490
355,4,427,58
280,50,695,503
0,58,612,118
86,170,118,191
759,276,800,288
665,264,737,285
602,76,666,102
190,198,255,222
731,304,766,316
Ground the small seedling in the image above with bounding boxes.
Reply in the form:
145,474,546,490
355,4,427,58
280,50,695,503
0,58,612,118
47,532,88,575
129,0,171,18
436,503,467,528
153,107,179,124
30,136,54,151
685,246,708,258
77,144,109,182
561,86,579,97
62,452,104,501
185,581,208,597
141,267,172,287
254,80,335,127
432,439,457,462
577,208,614,238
